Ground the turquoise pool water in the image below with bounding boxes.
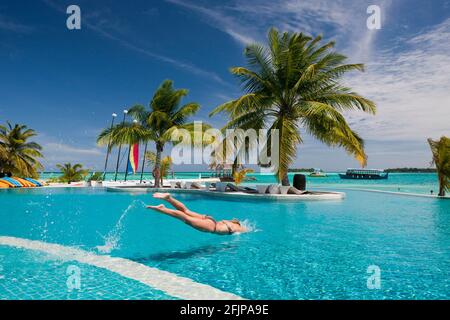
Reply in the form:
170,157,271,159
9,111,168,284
1,187,449,299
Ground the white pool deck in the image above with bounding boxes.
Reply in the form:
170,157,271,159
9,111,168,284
106,186,346,201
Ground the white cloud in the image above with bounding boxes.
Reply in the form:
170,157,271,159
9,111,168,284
36,132,104,169
346,17,450,142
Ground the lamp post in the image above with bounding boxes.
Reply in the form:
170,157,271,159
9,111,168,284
114,109,128,181
102,113,117,180
124,119,138,182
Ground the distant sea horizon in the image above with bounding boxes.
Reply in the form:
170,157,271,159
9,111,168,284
39,171,440,196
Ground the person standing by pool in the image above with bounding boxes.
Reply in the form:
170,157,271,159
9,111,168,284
147,193,247,235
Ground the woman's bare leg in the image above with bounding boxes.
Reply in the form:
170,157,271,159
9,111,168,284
153,193,188,211
153,193,207,219
147,204,215,233
147,204,189,222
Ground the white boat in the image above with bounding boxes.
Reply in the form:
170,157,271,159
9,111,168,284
309,168,327,177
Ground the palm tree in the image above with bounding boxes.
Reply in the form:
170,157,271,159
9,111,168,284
97,121,154,179
0,122,43,178
210,28,376,185
428,136,450,197
56,163,89,184
233,168,254,185
126,79,201,187
145,151,172,186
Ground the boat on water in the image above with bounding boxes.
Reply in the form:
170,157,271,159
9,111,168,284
339,168,388,180
309,168,327,177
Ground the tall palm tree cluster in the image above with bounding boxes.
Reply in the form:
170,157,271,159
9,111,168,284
0,122,43,178
98,79,201,187
210,28,376,185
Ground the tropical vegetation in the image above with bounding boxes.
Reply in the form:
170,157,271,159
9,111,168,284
97,120,152,181
428,136,450,197
210,28,376,185
0,122,43,178
98,79,203,187
146,151,173,186
87,171,103,182
55,163,89,184
233,168,254,185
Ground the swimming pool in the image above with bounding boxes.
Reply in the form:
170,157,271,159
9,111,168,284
1,187,449,299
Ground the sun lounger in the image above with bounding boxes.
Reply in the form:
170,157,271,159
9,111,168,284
226,183,258,194
288,186,308,195
216,182,227,192
279,186,290,194
267,184,280,194
169,181,178,188
256,185,269,194
190,182,204,189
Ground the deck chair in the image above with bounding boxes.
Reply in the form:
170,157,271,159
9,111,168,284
191,182,204,189
227,183,258,194
288,186,309,195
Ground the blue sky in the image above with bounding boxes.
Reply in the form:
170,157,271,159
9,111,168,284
1,0,449,172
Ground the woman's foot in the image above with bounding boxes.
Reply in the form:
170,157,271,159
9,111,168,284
147,204,166,210
153,192,171,200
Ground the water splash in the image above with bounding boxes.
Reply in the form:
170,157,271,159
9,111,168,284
237,219,261,234
96,200,146,254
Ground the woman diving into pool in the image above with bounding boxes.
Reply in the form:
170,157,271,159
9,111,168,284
147,193,248,235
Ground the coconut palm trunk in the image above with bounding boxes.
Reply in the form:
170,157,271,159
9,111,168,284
439,176,445,197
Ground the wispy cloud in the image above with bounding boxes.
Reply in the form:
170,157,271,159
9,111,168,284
346,17,450,141
41,0,227,85
167,0,448,140
0,14,34,33
43,142,102,156
165,0,390,61
166,0,257,44
38,138,104,169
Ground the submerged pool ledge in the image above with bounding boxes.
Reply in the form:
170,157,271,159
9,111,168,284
0,236,243,300
106,186,346,201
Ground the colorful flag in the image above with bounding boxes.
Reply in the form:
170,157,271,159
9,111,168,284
127,144,139,174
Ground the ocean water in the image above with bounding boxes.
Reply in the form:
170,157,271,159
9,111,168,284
40,172,440,195
1,187,449,299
